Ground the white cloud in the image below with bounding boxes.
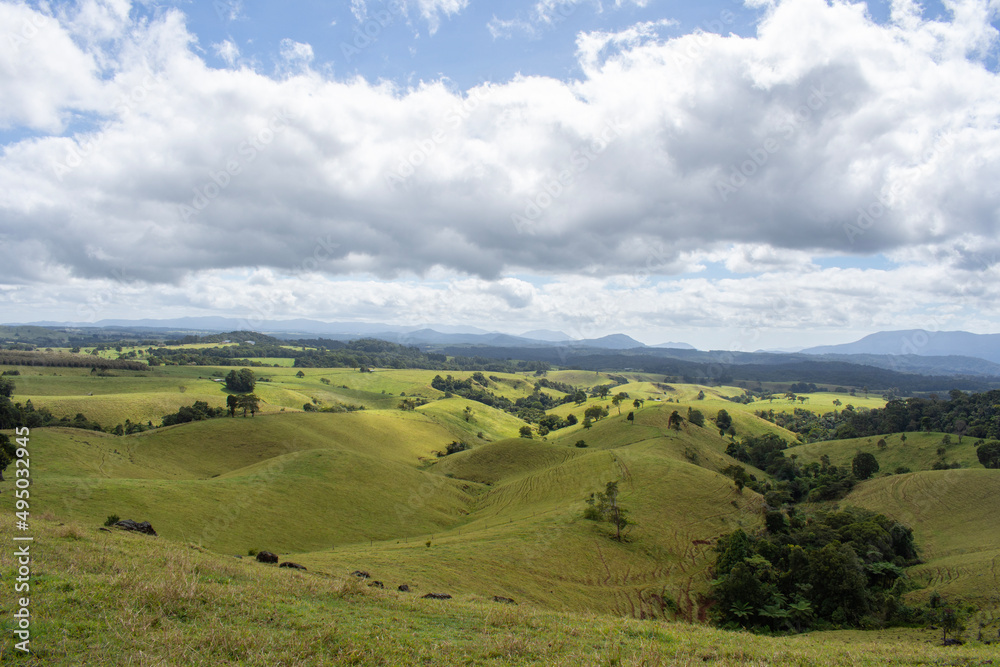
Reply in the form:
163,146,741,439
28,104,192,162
350,0,367,22
213,39,241,67
2,0,1000,340
413,0,469,34
279,38,314,63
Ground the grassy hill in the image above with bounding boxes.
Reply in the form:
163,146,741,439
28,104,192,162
0,518,997,665
3,358,999,662
843,469,1000,616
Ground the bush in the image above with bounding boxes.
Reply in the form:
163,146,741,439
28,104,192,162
104,514,120,527
575,440,588,448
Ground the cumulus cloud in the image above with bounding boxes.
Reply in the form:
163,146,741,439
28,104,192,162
1,0,1000,341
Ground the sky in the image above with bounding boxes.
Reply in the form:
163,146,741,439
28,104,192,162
1,0,1000,350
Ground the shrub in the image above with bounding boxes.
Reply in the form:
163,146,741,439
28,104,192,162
104,514,120,527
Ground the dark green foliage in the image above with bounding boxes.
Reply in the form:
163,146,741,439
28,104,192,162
104,514,120,527
1,382,104,432
0,350,147,371
225,368,256,393
584,405,609,422
712,508,919,632
725,433,857,502
0,433,16,481
716,409,733,434
978,441,1000,469
668,410,683,431
760,390,1000,444
687,408,705,427
852,452,880,480
440,440,470,456
574,440,587,448
161,401,227,426
519,425,533,439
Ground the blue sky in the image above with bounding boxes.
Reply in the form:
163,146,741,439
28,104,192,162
1,0,999,349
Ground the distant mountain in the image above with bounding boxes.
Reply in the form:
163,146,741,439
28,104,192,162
563,334,646,349
7,318,647,350
520,329,572,342
801,330,1000,365
652,341,696,350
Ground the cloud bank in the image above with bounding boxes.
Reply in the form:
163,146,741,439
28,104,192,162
1,0,999,346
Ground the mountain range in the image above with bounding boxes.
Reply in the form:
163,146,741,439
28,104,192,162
11,317,694,350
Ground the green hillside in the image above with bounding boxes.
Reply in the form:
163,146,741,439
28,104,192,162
2,518,996,665
2,360,999,663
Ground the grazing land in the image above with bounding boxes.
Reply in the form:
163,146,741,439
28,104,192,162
1,341,998,664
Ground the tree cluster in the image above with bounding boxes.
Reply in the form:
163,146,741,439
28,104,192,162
712,508,919,632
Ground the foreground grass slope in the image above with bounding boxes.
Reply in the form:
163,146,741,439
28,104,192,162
844,469,1000,613
0,518,996,666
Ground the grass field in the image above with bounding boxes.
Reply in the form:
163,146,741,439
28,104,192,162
0,518,997,665
1,358,998,663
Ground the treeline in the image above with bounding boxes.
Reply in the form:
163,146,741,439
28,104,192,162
0,376,105,432
435,346,998,393
759,389,1000,442
150,334,551,373
0,350,147,371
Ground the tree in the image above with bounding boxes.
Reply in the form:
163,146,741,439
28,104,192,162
519,425,533,438
716,409,733,435
612,394,623,415
626,411,634,425
954,420,968,444
225,368,256,393
977,441,1000,469
584,481,629,541
0,433,17,482
832,399,842,408
236,394,260,417
583,417,593,430
668,410,683,431
852,451,879,480
633,398,644,410
463,406,473,422
688,408,705,427
295,370,305,378
226,394,238,417
573,390,587,405
584,405,609,422
0,376,14,399
697,390,705,400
